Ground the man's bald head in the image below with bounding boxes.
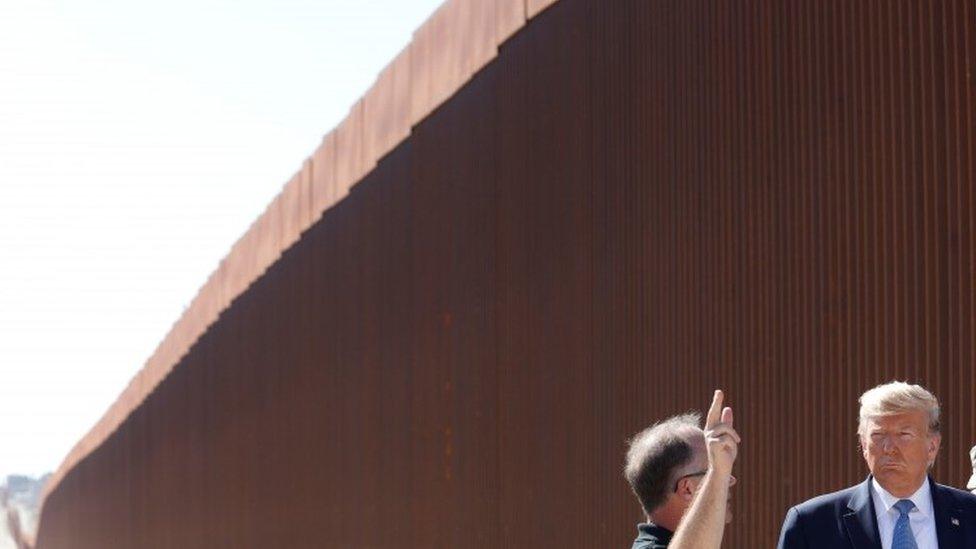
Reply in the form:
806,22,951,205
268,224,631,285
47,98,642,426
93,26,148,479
624,413,704,515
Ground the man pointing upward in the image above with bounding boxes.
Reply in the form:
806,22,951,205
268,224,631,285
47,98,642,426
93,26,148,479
625,390,740,548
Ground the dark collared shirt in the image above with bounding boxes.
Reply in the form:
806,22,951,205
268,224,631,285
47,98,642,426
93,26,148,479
632,522,673,548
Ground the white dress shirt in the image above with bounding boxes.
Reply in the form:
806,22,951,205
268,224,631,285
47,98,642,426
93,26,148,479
871,477,938,549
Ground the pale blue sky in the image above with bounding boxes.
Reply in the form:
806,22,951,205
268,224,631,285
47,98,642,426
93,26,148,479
0,0,443,479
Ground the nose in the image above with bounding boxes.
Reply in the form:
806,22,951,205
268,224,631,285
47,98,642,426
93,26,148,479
880,436,898,454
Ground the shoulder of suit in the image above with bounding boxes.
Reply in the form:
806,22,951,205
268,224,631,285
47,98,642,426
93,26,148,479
934,482,976,508
791,483,861,514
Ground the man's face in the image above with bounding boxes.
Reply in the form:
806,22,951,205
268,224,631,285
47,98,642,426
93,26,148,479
860,410,940,497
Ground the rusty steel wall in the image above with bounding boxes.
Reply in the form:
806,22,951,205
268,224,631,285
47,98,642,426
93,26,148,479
36,0,976,547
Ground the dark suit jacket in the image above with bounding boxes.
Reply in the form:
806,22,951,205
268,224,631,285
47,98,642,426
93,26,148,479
776,476,976,548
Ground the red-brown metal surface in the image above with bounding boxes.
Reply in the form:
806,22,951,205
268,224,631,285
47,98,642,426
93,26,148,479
36,0,976,547
310,130,339,217
526,0,558,19
495,0,526,46
335,99,368,196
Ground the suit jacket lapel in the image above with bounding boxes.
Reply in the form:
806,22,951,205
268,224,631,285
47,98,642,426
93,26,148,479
843,477,882,549
931,477,963,549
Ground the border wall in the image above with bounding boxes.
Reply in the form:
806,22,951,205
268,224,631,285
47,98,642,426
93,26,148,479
36,1,976,547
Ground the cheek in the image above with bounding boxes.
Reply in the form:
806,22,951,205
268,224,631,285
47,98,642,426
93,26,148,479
907,443,930,465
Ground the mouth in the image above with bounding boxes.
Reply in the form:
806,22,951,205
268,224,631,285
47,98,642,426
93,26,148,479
876,464,908,475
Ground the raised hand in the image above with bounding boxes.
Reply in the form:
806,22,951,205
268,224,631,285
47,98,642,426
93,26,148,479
704,389,740,477
668,390,739,549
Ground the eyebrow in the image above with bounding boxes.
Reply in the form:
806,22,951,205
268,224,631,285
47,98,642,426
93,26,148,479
870,426,919,433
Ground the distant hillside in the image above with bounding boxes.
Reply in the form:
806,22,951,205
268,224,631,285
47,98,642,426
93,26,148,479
1,474,49,549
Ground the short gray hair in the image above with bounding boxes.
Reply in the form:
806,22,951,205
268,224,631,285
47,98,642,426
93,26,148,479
624,413,702,515
857,381,940,437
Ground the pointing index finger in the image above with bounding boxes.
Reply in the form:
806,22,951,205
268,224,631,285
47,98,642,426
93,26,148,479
706,389,723,430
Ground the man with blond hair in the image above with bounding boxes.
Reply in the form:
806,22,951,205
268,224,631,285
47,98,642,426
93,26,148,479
777,381,976,548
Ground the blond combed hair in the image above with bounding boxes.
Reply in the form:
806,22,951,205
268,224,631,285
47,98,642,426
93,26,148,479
857,381,940,437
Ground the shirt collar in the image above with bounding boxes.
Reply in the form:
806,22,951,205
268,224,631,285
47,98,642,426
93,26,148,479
636,522,673,543
871,476,933,518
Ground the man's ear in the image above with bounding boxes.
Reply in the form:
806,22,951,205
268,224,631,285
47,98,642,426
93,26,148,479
675,477,694,501
675,476,687,496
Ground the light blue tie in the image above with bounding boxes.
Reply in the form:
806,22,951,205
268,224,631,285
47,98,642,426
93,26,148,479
892,499,918,549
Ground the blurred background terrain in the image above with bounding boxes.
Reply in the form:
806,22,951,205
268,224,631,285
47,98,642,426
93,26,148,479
0,474,47,548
